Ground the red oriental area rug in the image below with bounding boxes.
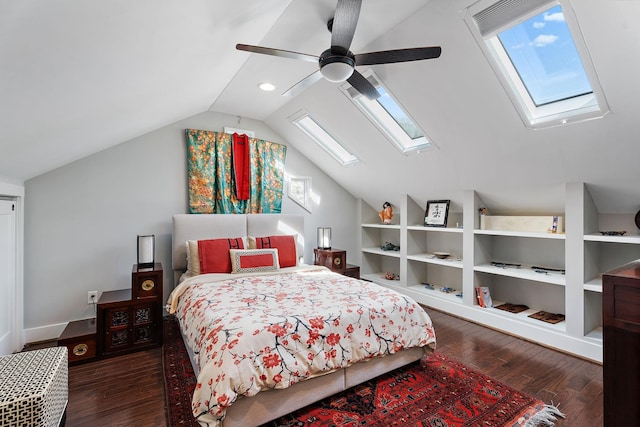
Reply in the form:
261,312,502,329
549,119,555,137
162,318,563,427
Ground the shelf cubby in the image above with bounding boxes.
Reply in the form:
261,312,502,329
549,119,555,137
583,290,602,342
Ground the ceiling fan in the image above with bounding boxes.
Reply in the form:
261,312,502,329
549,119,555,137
236,0,441,100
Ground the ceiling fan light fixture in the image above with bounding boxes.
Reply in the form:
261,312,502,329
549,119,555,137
321,61,354,82
319,50,355,83
237,0,441,98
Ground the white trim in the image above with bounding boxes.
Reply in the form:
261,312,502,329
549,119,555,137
289,110,360,166
0,181,24,352
340,70,436,154
287,176,313,213
24,321,70,344
0,182,24,197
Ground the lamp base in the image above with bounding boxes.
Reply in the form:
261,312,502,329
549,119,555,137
136,262,156,271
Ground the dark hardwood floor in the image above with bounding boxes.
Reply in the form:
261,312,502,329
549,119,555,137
65,348,166,426
427,308,603,427
56,307,602,426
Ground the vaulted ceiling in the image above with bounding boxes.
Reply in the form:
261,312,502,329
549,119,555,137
2,0,639,214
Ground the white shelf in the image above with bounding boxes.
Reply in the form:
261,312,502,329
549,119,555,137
362,247,401,258
584,233,640,244
474,229,566,239
407,225,463,233
474,263,566,286
362,272,400,285
407,284,463,304
361,223,401,230
407,253,463,268
480,300,566,333
585,327,603,342
584,278,602,293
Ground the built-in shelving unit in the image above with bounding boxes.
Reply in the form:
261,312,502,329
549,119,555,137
580,186,640,347
356,183,640,363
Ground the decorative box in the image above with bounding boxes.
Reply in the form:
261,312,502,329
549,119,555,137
480,215,564,233
0,347,68,427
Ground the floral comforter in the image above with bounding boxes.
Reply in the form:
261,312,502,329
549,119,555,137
168,265,436,426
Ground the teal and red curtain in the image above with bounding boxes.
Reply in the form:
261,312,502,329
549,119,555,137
186,129,286,214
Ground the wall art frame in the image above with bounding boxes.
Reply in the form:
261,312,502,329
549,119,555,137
424,199,450,227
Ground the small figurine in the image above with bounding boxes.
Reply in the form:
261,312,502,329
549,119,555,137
379,201,393,224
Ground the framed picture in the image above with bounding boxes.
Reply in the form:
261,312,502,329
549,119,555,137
288,176,312,212
424,200,450,227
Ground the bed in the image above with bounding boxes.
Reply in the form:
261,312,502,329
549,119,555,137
168,214,436,427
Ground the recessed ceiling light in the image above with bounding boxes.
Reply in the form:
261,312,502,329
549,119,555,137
258,82,276,92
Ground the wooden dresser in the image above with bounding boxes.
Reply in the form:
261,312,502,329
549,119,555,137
603,260,640,426
58,263,163,364
97,263,163,358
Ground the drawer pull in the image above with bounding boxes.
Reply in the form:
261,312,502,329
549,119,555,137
73,343,89,356
141,279,155,291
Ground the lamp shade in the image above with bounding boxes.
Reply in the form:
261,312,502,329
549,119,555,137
137,235,155,269
317,227,332,249
320,61,354,82
319,50,355,83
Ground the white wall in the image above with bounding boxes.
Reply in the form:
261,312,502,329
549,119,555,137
23,111,357,342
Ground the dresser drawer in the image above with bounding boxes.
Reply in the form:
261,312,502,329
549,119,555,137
57,319,97,365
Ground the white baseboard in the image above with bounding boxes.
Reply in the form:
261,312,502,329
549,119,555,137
24,318,93,344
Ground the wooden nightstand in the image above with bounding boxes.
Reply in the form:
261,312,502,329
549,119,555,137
314,249,360,279
314,248,347,272
342,264,360,279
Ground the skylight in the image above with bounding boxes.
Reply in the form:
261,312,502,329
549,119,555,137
340,71,435,154
465,0,609,128
290,111,360,166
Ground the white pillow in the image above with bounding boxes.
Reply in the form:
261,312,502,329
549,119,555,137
186,240,201,276
229,249,280,273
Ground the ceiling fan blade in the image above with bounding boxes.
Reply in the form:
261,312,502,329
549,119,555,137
355,46,442,65
283,70,323,97
347,69,380,100
330,0,362,55
236,44,318,63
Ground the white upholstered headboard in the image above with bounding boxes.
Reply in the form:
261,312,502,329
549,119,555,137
171,214,305,282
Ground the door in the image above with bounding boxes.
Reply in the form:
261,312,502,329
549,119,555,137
0,200,16,355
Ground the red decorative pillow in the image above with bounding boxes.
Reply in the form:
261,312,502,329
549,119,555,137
229,249,280,273
197,238,244,273
250,235,297,268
